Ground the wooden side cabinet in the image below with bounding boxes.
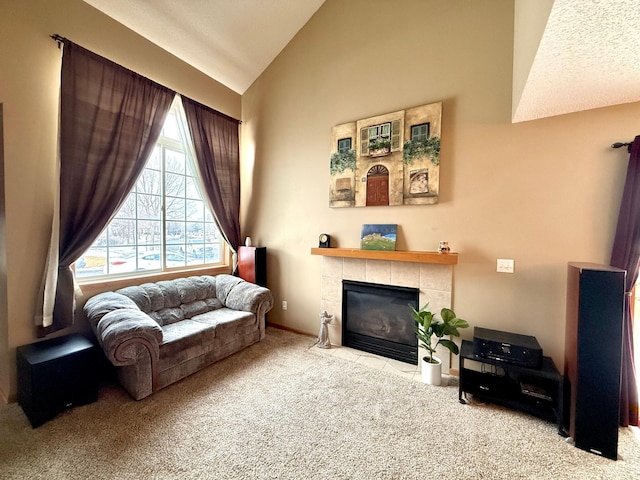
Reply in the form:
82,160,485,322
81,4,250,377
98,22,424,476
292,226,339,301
238,246,267,287
17,334,98,427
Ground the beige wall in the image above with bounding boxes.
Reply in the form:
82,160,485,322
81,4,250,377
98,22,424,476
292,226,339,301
0,0,241,401
242,0,638,370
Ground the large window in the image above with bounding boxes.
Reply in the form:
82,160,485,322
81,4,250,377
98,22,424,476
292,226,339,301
76,98,225,279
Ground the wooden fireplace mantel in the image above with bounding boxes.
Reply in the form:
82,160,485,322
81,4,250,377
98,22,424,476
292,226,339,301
310,247,458,265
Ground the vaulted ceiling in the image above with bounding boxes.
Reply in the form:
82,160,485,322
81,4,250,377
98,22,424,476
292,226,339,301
83,0,640,123
82,0,325,95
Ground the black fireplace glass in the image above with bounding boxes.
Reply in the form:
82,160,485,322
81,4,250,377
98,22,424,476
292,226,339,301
342,280,419,364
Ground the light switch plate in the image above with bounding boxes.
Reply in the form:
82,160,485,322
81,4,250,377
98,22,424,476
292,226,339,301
497,259,515,273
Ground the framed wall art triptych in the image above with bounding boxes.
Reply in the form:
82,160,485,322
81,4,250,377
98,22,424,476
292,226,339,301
329,101,441,208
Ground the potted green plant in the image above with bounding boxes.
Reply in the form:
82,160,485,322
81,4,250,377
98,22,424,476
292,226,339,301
411,303,469,385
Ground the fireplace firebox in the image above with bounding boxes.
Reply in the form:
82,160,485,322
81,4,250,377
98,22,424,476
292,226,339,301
342,280,419,364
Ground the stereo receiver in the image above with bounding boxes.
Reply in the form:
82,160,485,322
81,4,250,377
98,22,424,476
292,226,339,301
472,327,542,369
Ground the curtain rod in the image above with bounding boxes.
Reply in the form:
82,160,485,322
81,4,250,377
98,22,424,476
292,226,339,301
50,34,65,48
612,141,634,153
50,34,242,125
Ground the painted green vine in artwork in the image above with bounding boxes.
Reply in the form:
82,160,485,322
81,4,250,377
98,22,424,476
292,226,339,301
403,136,440,165
368,138,392,151
330,149,356,174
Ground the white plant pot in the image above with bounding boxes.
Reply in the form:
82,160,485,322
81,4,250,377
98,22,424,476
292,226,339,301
421,356,442,385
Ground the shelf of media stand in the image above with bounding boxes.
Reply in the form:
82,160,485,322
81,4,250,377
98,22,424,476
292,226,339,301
459,340,563,432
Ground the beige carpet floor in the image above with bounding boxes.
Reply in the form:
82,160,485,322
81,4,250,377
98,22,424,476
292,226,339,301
0,327,639,479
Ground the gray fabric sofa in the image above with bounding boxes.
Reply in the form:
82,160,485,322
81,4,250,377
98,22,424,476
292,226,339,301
84,274,273,400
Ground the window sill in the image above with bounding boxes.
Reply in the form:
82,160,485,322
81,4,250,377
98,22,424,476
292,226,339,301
78,264,233,299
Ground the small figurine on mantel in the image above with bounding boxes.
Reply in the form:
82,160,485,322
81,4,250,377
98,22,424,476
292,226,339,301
317,311,334,349
438,241,450,254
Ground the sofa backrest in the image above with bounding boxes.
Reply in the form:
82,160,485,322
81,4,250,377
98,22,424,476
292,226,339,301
116,275,222,326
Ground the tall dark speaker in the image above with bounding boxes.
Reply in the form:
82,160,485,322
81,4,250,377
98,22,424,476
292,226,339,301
563,262,625,460
238,246,267,287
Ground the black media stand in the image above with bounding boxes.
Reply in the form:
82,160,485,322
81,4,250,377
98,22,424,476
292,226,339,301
459,340,563,432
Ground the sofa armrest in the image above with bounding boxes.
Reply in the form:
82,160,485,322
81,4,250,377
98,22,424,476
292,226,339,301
222,280,274,314
95,308,163,366
84,291,142,331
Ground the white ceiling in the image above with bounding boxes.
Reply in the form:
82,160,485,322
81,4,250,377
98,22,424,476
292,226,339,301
82,0,326,94
83,0,640,122
514,0,640,122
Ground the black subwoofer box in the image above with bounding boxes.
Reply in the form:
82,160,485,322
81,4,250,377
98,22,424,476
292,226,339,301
17,334,98,427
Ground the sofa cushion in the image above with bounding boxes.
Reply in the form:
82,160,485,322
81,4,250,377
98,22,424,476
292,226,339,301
149,307,184,326
194,275,217,299
180,299,220,319
191,308,256,330
118,283,164,313
205,298,223,310
174,277,198,304
158,319,217,372
117,275,221,326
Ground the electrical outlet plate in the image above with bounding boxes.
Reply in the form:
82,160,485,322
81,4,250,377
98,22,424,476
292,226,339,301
497,259,515,273
282,300,288,310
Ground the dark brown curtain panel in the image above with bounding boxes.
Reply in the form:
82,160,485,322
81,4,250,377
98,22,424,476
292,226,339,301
610,135,640,427
181,96,241,252
41,41,175,334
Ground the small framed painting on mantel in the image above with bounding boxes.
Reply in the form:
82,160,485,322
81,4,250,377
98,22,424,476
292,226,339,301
360,224,397,251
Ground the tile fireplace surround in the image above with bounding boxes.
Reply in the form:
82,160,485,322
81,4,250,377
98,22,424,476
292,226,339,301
312,248,457,372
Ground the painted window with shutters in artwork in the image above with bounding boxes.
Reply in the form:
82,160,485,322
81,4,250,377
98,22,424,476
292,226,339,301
411,123,430,142
338,137,352,153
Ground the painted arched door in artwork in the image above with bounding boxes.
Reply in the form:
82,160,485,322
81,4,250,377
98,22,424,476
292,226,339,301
366,165,389,206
